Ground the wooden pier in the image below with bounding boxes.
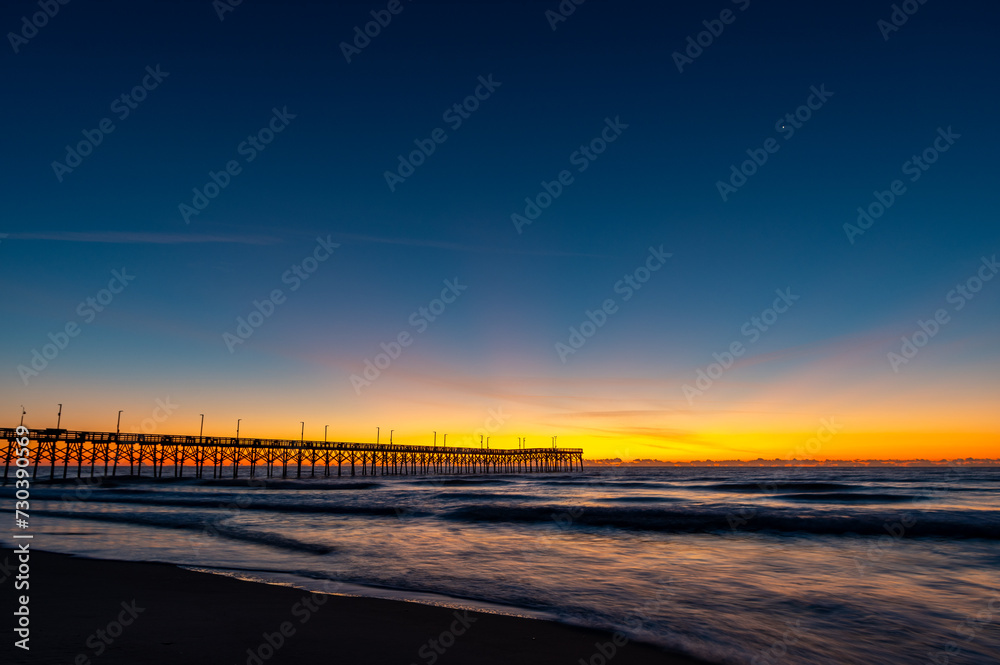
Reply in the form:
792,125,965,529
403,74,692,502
2,428,584,483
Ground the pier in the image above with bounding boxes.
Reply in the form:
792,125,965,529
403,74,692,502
2,428,584,483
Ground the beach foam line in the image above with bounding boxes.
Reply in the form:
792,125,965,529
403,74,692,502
182,565,559,620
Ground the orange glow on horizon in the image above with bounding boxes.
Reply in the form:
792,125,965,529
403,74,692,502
10,342,998,463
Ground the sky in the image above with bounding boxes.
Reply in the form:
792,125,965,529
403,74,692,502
2,0,998,461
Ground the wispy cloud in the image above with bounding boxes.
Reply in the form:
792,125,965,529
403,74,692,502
336,232,611,258
5,231,281,245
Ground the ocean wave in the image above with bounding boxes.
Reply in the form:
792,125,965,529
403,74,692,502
433,492,542,501
441,504,1000,539
28,492,408,516
596,496,681,503
34,509,334,554
779,493,925,503
406,477,514,486
704,482,859,492
26,476,380,490
196,479,381,490
539,480,673,489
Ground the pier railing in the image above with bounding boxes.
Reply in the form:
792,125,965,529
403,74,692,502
2,427,584,482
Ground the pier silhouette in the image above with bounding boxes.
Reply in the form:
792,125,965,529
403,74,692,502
2,428,584,483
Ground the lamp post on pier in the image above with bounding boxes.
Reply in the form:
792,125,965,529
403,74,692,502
112,411,123,476
56,404,62,430
390,429,394,445
236,419,241,443
324,425,328,443
19,406,26,426
199,414,204,438
299,422,306,479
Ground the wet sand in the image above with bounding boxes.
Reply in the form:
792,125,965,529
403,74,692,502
4,550,711,665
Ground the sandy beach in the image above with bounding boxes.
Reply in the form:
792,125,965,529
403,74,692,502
5,550,708,665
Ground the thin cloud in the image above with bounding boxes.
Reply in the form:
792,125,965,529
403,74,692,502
6,231,281,245
336,232,612,258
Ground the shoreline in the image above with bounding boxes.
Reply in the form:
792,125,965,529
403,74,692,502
178,565,563,622
4,550,714,665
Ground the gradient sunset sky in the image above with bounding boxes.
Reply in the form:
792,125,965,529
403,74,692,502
3,0,998,461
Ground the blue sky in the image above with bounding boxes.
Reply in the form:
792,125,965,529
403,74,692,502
2,0,998,458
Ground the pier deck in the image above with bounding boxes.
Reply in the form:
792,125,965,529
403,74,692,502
2,428,584,483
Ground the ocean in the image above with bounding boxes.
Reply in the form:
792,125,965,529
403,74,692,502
9,466,1000,664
